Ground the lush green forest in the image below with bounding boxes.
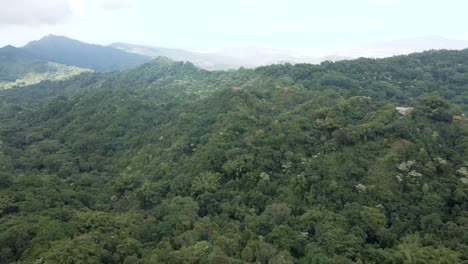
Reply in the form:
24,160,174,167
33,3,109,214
0,49,467,264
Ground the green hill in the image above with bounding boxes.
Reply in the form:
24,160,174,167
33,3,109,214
23,35,152,72
0,50,467,263
0,45,90,89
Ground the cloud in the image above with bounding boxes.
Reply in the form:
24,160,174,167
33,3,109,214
67,0,133,17
96,0,134,10
0,0,72,27
238,0,268,3
373,0,396,4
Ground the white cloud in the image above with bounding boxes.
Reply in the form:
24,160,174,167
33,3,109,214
0,0,71,27
238,0,268,3
373,0,396,4
67,0,133,16
68,0,86,16
96,0,134,10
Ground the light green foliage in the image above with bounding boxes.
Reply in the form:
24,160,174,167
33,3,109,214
397,235,461,264
0,195,18,216
191,172,221,195
0,62,91,89
42,237,103,264
0,45,92,89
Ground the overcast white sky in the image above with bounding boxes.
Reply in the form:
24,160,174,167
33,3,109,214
1,0,467,53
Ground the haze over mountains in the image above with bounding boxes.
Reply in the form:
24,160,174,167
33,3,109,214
110,43,347,70
111,36,468,70
2,34,468,89
340,36,468,58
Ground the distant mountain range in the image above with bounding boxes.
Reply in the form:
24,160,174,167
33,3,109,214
23,35,152,72
0,44,90,89
2,35,468,89
1,35,153,89
109,43,348,70
110,36,468,69
338,36,468,58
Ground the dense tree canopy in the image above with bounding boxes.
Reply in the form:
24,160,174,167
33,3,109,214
0,49,467,263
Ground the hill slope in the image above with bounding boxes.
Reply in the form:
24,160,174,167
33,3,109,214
0,50,467,263
0,45,90,89
23,35,152,72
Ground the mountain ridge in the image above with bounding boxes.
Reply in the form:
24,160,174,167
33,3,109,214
0,44,90,89
23,35,152,72
109,42,349,70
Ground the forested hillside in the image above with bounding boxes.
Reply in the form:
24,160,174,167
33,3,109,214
0,49,467,263
22,35,152,72
0,45,90,89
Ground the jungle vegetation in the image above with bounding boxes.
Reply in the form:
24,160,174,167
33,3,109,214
0,48,467,264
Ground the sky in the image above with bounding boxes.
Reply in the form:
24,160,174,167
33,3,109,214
0,0,467,54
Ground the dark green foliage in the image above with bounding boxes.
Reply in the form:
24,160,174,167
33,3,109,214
0,49,467,263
